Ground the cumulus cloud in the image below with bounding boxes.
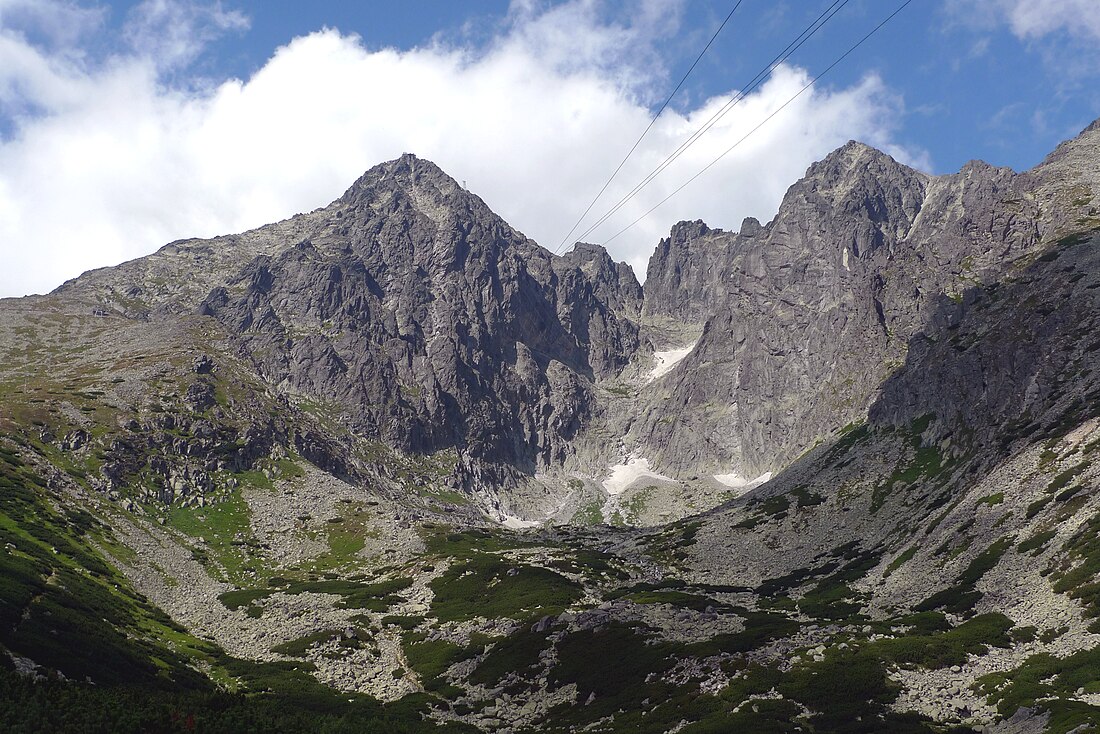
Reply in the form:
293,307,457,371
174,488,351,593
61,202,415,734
0,0,923,298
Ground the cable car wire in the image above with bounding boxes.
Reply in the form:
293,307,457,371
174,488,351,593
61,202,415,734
553,0,746,254
574,0,851,246
600,0,917,247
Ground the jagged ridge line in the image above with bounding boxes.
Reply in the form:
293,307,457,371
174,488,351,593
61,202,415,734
552,0,746,255
602,0,918,247
572,0,851,246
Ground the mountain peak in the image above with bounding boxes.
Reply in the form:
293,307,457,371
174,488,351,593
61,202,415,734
340,153,466,203
805,139,917,186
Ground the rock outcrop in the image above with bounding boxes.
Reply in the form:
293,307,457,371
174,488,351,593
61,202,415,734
627,125,1100,478
60,155,646,493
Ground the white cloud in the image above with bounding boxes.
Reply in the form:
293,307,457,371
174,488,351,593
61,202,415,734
946,0,1100,89
123,0,248,70
0,0,106,48
956,0,1100,41
0,0,922,298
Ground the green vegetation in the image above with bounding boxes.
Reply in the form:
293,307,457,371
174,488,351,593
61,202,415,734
1011,625,1038,643
871,416,955,513
422,526,531,557
271,629,347,657
1046,461,1089,494
218,588,274,611
548,623,683,725
791,485,825,508
548,547,629,582
325,528,367,561
319,577,413,610
977,492,1004,507
796,580,866,621
686,610,800,656
977,646,1100,734
0,664,473,733
642,520,703,565
300,502,380,571
530,620,944,734
680,521,701,544
0,444,212,690
469,629,549,687
756,542,880,623
416,486,469,507
219,577,412,614
884,546,918,577
168,489,256,582
570,499,603,525
0,435,459,730
760,494,790,517
1027,494,1054,519
823,422,871,468
1048,512,1100,624
1018,529,1057,555
677,612,1009,732
401,638,470,694
621,485,656,522
872,613,1013,668
458,585,1010,732
429,556,582,622
274,457,306,479
382,615,424,631
916,537,1011,615
732,490,809,530
778,648,898,731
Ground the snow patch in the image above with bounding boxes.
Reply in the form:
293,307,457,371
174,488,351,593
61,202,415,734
500,514,541,529
602,456,672,496
713,471,772,491
600,455,675,523
647,342,696,381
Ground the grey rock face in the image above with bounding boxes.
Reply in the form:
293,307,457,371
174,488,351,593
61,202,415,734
642,219,748,324
40,121,1100,514
558,241,643,317
627,127,1100,477
181,155,643,488
870,228,1100,453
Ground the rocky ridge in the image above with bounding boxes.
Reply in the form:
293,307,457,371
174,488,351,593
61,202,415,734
44,125,1100,525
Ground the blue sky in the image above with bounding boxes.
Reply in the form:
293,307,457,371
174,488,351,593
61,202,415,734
1,0,1099,297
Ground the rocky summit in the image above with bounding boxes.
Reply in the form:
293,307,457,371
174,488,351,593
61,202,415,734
3,122,1100,733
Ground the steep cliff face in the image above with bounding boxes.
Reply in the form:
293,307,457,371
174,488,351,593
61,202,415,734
869,229,1100,452
54,155,645,494
641,219,753,324
629,132,1077,477
194,156,648,486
